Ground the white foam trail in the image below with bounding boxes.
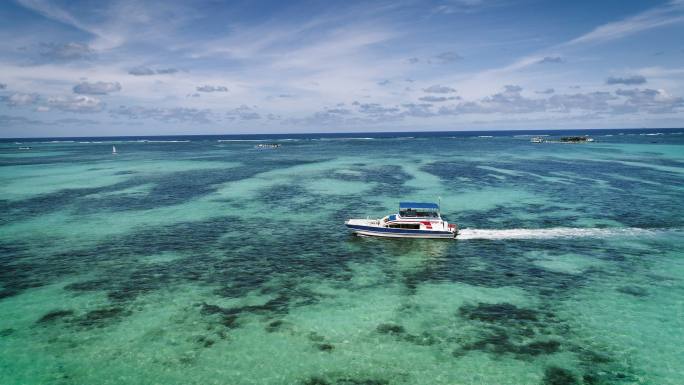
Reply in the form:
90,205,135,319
457,227,665,240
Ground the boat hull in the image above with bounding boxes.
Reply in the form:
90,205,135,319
345,223,457,239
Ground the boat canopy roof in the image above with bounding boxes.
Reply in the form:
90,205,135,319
399,202,439,210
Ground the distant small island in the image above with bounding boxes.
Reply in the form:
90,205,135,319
560,136,594,143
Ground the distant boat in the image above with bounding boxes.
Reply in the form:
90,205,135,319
255,143,281,149
531,137,545,143
112,145,117,155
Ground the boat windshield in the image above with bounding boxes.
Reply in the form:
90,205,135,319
400,210,439,218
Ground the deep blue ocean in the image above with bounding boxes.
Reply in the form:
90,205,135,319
3,127,682,143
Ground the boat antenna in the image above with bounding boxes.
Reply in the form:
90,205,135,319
438,196,441,213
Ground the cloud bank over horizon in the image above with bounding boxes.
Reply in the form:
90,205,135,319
1,0,683,136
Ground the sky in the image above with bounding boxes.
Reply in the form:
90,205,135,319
1,0,683,137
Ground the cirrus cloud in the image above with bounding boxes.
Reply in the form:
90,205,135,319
39,42,94,61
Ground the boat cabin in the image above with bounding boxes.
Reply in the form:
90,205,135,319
382,202,445,230
398,202,440,218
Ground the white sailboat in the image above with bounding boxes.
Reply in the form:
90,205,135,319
112,145,117,155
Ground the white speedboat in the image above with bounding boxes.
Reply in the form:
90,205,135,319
531,136,545,143
345,202,458,239
255,143,281,149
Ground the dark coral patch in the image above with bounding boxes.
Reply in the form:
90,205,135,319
200,293,294,322
200,297,296,330
317,343,334,352
36,309,74,324
543,366,579,385
0,328,14,337
303,377,330,385
221,315,240,329
65,279,110,292
265,319,284,333
200,303,241,329
459,302,538,323
194,335,215,348
0,288,21,299
518,340,561,356
200,303,225,315
308,332,325,342
456,330,513,356
303,375,389,385
376,323,405,335
336,378,389,385
570,344,613,367
454,302,563,359
75,307,130,328
456,334,562,359
404,332,438,346
616,285,648,297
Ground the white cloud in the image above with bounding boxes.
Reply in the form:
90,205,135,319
538,56,564,64
429,51,462,64
606,75,647,85
197,85,228,93
419,95,459,102
47,95,104,113
73,81,122,95
423,85,457,93
226,105,261,120
128,66,179,76
6,93,39,106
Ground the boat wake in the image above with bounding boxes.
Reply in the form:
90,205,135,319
457,227,672,240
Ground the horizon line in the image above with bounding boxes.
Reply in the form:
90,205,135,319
1,127,681,140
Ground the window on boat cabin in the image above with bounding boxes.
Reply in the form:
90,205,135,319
388,223,420,229
400,210,438,218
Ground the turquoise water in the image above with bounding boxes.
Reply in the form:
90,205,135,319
1,130,683,385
